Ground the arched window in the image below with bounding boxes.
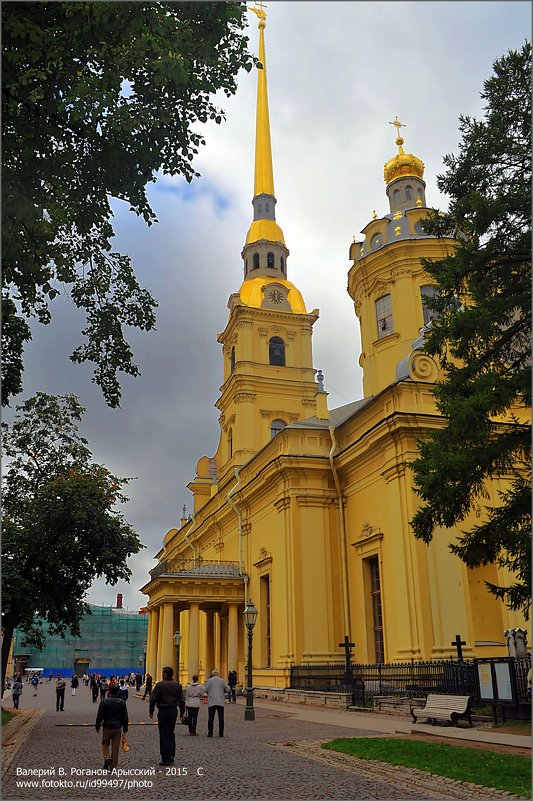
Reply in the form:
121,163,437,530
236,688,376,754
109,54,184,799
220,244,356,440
258,203,262,213
420,285,441,325
253,253,260,269
280,256,285,273
227,428,233,459
405,185,412,200
269,336,285,366
230,346,235,373
270,419,286,439
265,202,270,213
394,189,400,204
267,251,275,269
375,294,393,339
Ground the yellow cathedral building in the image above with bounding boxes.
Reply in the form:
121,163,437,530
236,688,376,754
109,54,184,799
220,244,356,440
142,9,528,689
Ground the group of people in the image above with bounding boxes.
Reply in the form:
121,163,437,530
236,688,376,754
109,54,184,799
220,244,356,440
95,666,237,770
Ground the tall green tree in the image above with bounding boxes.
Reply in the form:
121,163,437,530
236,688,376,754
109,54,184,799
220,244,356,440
2,1,253,407
1,392,144,684
411,43,531,617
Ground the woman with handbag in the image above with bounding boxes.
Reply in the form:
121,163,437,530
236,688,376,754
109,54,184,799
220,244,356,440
184,675,203,736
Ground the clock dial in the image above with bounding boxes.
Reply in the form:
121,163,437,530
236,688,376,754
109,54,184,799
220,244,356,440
269,290,283,304
370,233,384,250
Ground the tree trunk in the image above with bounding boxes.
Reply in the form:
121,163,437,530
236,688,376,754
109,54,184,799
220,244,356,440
1,625,14,688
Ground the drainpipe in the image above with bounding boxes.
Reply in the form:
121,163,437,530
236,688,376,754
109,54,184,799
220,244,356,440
328,425,351,638
227,466,248,598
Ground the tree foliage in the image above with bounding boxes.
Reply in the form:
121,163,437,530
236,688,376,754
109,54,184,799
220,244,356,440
1,392,144,683
410,43,531,616
2,1,253,407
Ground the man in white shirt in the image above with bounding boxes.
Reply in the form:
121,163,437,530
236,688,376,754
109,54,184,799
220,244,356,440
203,669,230,738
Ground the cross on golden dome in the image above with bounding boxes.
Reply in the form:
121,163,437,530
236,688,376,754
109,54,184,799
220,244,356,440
389,115,406,147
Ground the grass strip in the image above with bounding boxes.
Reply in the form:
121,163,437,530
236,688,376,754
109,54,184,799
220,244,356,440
2,709,13,727
322,737,531,797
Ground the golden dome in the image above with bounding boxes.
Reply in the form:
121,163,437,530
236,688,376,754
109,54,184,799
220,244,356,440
384,136,425,185
245,219,286,246
238,276,307,313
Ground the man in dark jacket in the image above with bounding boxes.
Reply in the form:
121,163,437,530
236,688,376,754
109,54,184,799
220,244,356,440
95,683,128,771
149,666,185,766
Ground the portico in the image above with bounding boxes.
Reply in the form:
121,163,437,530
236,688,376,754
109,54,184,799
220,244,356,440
141,561,246,684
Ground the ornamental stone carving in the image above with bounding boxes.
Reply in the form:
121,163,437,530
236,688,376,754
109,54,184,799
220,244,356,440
408,352,439,383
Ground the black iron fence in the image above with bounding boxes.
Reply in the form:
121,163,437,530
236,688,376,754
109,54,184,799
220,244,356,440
290,656,531,708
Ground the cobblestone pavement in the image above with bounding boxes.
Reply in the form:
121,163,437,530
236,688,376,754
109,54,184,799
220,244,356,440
2,682,527,800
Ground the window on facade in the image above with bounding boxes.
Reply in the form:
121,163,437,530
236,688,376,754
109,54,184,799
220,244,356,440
230,347,235,373
253,253,260,269
270,419,286,439
227,428,233,459
394,189,400,204
405,185,412,200
375,294,393,339
258,203,262,213
269,336,286,366
280,256,285,273
267,251,275,269
265,202,270,213
260,575,271,667
420,285,441,325
368,556,384,664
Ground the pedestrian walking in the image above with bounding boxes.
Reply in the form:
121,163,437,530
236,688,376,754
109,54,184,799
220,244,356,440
149,666,185,766
95,683,129,771
204,669,230,738
31,674,39,697
185,674,203,735
55,675,66,711
135,673,142,692
142,673,153,700
12,675,23,709
48,671,53,682
71,674,79,696
118,680,129,702
227,669,237,703
99,677,108,701
90,675,99,703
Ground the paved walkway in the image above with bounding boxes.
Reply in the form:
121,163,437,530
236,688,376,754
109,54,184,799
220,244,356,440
1,682,529,800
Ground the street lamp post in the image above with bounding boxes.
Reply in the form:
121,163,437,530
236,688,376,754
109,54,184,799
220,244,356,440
173,630,182,681
243,600,258,721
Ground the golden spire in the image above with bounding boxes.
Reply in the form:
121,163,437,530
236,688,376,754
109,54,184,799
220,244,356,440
250,3,274,196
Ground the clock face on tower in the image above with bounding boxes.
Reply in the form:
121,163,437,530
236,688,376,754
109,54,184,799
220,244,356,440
269,290,283,304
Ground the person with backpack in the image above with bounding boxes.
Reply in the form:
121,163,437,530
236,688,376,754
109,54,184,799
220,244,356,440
31,674,39,697
118,680,129,702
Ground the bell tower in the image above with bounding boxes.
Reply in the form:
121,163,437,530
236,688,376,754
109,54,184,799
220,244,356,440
213,5,320,485
347,118,456,398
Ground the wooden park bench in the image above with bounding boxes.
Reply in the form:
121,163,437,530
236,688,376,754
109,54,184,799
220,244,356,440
410,694,474,727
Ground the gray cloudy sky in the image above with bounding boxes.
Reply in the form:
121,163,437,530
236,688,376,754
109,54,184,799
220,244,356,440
11,2,530,611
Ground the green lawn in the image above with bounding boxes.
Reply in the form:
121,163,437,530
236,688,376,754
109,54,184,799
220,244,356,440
2,709,13,727
322,737,531,797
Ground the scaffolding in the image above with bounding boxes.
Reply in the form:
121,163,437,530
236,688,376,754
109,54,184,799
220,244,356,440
12,604,148,677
